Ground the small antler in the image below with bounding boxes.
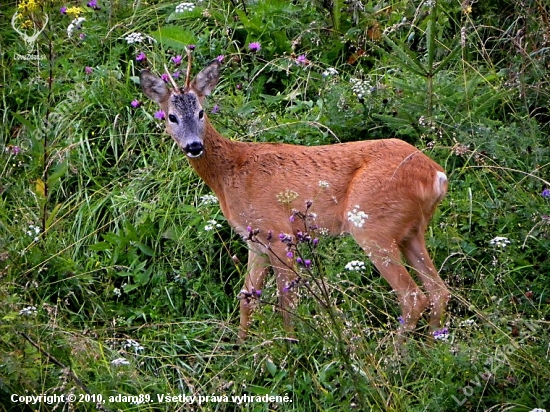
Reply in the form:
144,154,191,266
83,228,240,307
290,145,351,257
185,46,193,89
163,64,179,91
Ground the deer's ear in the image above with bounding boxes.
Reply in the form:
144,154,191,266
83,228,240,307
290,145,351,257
140,70,170,104
191,60,221,98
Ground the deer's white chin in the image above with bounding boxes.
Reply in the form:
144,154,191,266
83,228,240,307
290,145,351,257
186,151,204,158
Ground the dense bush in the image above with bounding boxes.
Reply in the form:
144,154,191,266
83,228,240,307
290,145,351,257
1,0,549,411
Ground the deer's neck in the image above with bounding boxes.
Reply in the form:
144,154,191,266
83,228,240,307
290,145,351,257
187,121,245,210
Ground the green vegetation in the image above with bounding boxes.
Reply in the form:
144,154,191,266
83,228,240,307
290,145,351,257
1,0,549,410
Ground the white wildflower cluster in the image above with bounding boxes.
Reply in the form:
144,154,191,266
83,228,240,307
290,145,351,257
124,32,156,45
125,32,144,44
124,339,144,352
175,2,195,12
459,318,476,327
347,205,368,228
26,224,41,242
67,17,85,37
113,287,121,297
529,409,546,412
318,180,330,189
317,227,330,236
489,236,511,247
322,67,338,77
344,260,366,272
111,357,130,366
199,194,218,205
19,306,37,316
350,77,373,99
204,219,222,231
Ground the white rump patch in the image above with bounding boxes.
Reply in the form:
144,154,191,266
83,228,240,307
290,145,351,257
434,171,448,197
436,171,447,182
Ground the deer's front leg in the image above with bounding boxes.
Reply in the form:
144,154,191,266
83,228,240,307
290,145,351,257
238,244,269,342
269,243,298,340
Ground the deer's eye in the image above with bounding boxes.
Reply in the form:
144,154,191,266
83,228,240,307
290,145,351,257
198,110,204,120
168,114,178,123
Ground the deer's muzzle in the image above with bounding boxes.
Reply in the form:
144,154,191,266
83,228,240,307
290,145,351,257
184,141,204,158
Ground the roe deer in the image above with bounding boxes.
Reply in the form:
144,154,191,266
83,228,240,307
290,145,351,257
140,59,450,342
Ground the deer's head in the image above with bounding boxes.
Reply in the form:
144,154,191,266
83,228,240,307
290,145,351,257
140,60,221,158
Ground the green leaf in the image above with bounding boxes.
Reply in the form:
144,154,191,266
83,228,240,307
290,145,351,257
432,43,462,76
45,203,63,231
135,242,154,257
149,26,196,51
246,385,271,395
89,241,112,251
11,111,36,132
47,159,68,186
122,283,140,293
266,359,277,377
134,266,152,286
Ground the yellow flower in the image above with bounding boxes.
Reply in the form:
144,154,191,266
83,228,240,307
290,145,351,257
17,0,40,13
65,6,84,18
21,19,34,29
463,5,472,14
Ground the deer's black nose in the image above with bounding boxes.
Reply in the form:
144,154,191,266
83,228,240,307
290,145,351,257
184,141,204,158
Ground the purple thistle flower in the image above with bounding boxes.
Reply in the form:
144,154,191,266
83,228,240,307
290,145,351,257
542,188,550,199
161,73,170,83
9,146,21,155
79,33,86,40
397,316,404,325
283,286,290,293
254,289,261,297
286,251,293,259
216,55,225,63
188,44,196,51
60,6,67,14
296,257,303,265
131,99,140,108
211,104,220,114
246,225,252,232
433,327,450,341
136,52,146,62
171,55,183,65
312,238,319,246
172,71,180,78
289,214,295,223
296,54,308,65
304,259,311,268
248,42,261,52
85,66,93,74
279,233,292,244
87,0,100,10
154,110,165,120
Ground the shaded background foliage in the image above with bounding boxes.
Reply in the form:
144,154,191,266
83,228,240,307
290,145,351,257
1,0,549,411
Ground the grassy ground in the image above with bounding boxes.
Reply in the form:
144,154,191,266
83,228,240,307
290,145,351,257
1,0,549,411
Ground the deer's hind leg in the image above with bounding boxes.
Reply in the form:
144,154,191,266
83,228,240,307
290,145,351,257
355,234,429,338
401,232,450,332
